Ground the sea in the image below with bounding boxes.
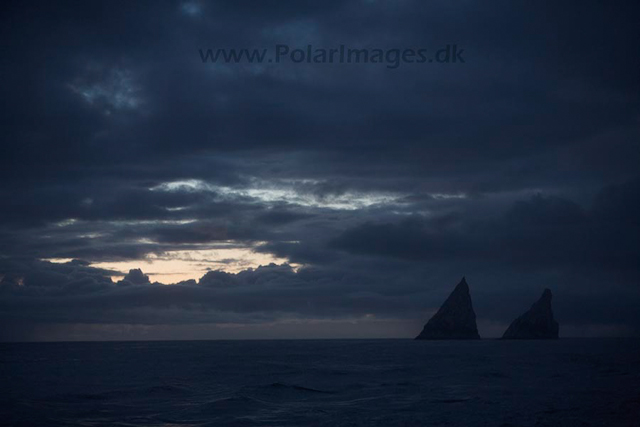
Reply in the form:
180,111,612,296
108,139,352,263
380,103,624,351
1,339,639,426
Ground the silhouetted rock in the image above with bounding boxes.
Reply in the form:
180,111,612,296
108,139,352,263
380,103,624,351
415,277,481,340
502,289,559,339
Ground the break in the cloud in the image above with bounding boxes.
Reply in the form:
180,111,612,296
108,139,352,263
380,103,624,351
0,1,639,340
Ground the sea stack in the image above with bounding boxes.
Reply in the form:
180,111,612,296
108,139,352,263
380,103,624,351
502,289,559,339
415,277,481,340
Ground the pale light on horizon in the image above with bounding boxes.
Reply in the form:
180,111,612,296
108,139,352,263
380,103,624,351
45,244,299,284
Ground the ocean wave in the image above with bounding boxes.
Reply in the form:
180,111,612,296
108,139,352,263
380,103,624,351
266,382,334,394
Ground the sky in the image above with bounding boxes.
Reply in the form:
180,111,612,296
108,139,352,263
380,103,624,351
1,1,639,341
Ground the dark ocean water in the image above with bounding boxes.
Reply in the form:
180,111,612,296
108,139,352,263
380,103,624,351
1,339,639,426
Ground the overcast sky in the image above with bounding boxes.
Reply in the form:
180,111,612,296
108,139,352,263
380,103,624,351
1,1,639,341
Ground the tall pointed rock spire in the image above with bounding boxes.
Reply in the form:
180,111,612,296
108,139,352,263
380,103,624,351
415,277,481,340
502,289,559,339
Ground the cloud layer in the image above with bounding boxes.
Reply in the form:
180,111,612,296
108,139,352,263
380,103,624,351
1,1,639,340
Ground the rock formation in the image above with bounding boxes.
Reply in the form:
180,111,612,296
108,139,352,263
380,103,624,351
502,288,559,339
415,277,481,340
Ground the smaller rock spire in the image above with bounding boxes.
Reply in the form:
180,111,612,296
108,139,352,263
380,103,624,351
502,288,559,339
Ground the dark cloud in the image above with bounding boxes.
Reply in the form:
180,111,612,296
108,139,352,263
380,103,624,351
1,1,639,340
332,180,640,272
118,268,152,286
